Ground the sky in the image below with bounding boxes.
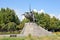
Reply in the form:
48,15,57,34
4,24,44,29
0,0,60,20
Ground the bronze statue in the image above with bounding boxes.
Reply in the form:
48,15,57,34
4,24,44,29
23,11,36,22
23,5,36,22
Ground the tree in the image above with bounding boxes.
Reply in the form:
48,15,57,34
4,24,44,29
49,16,59,32
6,22,16,32
0,8,20,32
20,18,29,29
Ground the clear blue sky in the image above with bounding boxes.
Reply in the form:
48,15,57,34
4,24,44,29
0,0,60,20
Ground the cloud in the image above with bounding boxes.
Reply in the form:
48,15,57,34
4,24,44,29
14,9,60,21
14,9,25,21
21,15,25,20
33,9,45,14
33,9,37,12
38,9,60,20
38,9,45,13
48,13,56,18
48,13,60,20
57,14,60,20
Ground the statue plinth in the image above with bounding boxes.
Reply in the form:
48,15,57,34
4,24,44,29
20,22,52,37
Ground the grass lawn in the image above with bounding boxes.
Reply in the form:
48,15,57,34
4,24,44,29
0,32,60,40
0,31,20,35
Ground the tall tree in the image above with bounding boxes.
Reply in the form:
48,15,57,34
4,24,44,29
0,8,20,32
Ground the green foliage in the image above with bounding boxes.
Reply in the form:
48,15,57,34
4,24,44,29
22,11,60,32
0,7,60,32
35,13,60,32
0,8,20,32
5,22,16,31
20,18,30,29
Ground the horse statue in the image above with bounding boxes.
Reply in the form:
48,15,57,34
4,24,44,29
23,11,36,22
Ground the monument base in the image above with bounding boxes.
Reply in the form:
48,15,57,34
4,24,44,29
20,22,52,37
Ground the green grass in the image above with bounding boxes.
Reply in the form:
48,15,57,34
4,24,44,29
0,31,20,35
0,35,60,40
0,32,60,40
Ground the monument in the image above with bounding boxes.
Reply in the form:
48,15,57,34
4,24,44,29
20,8,52,37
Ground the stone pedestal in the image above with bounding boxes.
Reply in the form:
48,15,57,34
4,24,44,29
20,22,52,36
